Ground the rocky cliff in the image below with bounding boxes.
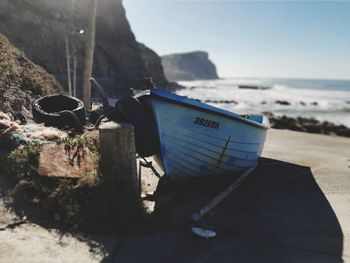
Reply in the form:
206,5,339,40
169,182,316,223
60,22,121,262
0,0,172,97
0,34,61,115
138,43,168,89
161,51,219,81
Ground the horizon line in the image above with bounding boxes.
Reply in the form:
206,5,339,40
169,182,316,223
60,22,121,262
218,75,350,81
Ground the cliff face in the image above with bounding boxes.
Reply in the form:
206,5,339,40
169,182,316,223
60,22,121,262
0,34,62,115
162,51,219,81
0,0,171,97
138,43,168,88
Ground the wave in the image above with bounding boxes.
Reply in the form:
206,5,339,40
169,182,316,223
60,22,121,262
177,78,350,127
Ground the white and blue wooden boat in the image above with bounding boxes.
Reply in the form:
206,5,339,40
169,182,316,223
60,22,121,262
137,89,269,182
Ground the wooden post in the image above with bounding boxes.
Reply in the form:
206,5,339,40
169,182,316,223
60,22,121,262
99,121,138,185
82,0,98,109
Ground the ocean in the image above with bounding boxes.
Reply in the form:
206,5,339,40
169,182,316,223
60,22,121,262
177,78,350,128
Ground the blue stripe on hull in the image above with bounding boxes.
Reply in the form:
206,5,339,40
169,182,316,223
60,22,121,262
148,96,267,182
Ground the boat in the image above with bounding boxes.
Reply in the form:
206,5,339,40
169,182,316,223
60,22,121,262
136,89,269,182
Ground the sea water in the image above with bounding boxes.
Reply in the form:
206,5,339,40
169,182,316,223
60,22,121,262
177,78,350,128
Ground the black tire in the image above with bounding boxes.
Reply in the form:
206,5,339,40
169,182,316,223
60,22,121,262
58,110,84,134
32,94,86,130
116,97,159,157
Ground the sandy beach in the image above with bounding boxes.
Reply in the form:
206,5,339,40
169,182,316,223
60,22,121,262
1,129,349,262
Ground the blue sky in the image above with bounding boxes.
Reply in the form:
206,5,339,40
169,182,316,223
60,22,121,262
123,1,350,80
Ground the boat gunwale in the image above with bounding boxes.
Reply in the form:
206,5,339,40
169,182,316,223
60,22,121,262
142,90,269,130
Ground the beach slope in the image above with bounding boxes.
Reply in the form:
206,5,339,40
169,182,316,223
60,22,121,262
0,129,349,262
117,129,350,262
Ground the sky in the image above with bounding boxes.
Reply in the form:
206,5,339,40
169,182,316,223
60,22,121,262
123,0,350,80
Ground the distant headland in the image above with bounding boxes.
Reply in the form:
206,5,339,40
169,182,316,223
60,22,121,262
161,51,219,81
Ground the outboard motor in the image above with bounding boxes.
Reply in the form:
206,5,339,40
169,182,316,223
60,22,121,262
115,96,159,157
90,78,159,157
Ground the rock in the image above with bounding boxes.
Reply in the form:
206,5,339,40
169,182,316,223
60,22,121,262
0,112,11,121
0,119,20,145
303,124,322,134
261,111,274,117
275,100,291,106
0,0,173,97
238,85,270,90
333,125,350,137
161,51,219,81
204,99,237,104
0,34,62,116
270,115,303,131
138,43,180,91
268,115,350,137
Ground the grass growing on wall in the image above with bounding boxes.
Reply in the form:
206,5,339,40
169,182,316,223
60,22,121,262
1,131,145,233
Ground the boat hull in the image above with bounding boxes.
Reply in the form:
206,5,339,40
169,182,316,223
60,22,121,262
145,95,268,182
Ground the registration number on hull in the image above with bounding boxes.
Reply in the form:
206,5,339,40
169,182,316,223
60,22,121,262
194,117,220,129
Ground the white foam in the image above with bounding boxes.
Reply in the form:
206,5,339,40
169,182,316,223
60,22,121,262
177,78,350,127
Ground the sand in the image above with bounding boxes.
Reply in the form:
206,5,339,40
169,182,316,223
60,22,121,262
0,129,349,262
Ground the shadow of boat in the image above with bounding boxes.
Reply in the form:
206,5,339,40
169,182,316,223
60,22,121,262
0,156,344,262
120,157,344,262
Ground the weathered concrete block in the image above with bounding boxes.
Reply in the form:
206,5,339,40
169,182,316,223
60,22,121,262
99,121,137,185
38,144,97,178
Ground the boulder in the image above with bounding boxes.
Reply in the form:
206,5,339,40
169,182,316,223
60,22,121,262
275,100,291,106
268,114,350,137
